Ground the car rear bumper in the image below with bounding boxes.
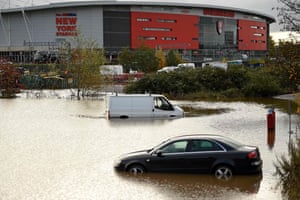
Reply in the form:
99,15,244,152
241,160,263,174
251,160,263,173
251,160,262,167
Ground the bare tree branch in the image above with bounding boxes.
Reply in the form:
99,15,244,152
275,0,300,32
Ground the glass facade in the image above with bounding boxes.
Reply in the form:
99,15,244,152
103,8,131,52
198,17,239,60
199,17,237,49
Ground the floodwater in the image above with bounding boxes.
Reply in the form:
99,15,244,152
0,90,298,200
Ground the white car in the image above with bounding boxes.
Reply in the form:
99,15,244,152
157,66,179,73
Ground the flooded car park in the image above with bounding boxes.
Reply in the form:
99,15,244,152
0,90,297,199
117,173,263,199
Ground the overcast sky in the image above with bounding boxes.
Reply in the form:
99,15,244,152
2,0,283,32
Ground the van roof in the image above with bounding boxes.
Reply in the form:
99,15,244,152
109,93,164,97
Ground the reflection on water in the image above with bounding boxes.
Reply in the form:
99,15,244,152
107,118,178,127
117,172,263,197
72,114,106,119
267,130,276,150
0,90,296,199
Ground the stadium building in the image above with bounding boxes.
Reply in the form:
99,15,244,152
0,0,275,63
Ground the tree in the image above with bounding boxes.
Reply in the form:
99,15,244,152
166,49,182,66
119,45,159,73
119,48,135,73
273,41,300,90
0,63,22,98
61,34,105,99
135,45,159,73
268,36,276,58
156,47,166,69
274,0,300,32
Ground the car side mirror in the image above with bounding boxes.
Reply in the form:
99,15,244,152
155,150,163,157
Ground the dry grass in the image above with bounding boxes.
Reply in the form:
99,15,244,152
294,93,300,105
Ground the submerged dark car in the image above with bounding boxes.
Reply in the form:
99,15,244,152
114,135,262,180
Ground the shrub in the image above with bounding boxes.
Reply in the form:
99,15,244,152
242,68,280,97
274,141,300,200
196,67,228,91
226,65,249,89
126,66,284,98
220,88,243,98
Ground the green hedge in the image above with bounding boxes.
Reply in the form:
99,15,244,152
125,66,285,98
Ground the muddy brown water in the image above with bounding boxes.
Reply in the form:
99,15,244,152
0,90,297,199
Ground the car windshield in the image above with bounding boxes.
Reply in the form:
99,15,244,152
149,138,172,153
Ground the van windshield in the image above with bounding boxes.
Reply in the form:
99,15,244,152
154,97,174,111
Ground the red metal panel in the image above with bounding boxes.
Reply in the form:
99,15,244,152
203,8,234,18
131,12,199,49
238,20,267,51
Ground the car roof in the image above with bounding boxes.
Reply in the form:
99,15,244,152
165,134,244,148
167,134,240,143
169,134,224,140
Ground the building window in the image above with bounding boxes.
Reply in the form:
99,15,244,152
137,18,151,22
143,27,172,31
250,25,266,30
253,33,264,37
143,36,157,40
257,40,266,43
161,37,177,40
157,19,176,23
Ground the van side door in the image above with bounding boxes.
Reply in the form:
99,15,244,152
153,96,176,117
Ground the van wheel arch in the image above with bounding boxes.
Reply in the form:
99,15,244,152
120,115,129,119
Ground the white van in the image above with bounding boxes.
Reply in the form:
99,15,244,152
106,94,184,119
177,63,195,69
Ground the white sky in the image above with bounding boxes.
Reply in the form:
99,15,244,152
1,0,283,32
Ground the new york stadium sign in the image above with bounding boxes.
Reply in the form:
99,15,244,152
56,13,78,36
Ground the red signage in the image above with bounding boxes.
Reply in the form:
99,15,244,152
56,13,77,37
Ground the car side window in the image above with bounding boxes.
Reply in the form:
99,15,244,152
160,141,188,153
188,140,223,152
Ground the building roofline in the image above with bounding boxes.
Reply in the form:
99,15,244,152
0,0,276,23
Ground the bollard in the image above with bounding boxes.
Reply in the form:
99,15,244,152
267,107,275,149
267,107,275,131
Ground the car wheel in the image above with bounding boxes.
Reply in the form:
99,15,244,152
127,164,145,174
214,165,233,180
